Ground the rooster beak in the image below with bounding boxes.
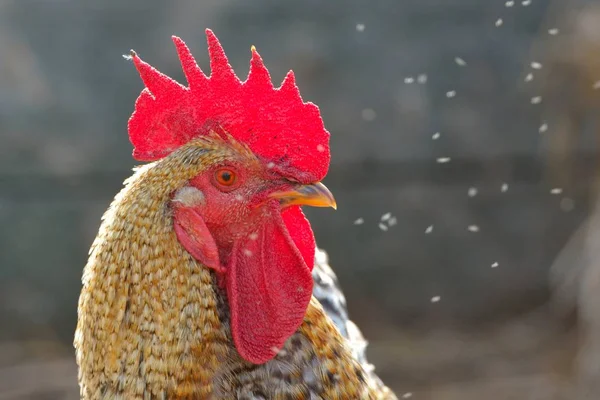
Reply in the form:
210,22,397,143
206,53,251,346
269,182,337,210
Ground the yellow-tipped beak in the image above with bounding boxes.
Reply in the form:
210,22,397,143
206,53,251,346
269,182,337,210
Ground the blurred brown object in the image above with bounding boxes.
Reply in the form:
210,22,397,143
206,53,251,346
535,2,600,196
537,2,600,399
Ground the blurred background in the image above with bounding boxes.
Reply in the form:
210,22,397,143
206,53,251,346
2,0,600,398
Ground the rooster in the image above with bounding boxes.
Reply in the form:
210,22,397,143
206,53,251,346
75,30,396,399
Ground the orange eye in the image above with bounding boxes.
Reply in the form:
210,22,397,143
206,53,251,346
214,168,237,187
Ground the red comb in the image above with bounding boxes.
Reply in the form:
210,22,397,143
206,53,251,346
128,29,330,181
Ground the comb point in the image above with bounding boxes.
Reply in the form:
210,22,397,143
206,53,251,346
172,35,207,90
206,29,236,82
280,70,300,95
132,53,182,97
247,47,272,87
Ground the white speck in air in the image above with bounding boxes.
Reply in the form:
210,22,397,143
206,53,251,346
593,81,600,90
539,123,548,133
248,232,258,240
378,223,389,231
468,225,480,232
431,296,441,303
505,0,514,6
522,0,531,5
525,73,534,82
432,132,441,140
446,90,456,98
455,57,467,66
417,74,428,84
495,18,504,27
531,96,542,104
353,218,364,225
404,76,415,84
388,216,398,226
550,188,563,195
425,225,434,234
491,262,499,268
531,62,542,69
356,23,365,32
243,249,253,257
437,157,451,163
501,183,509,192
402,392,413,398
548,28,559,35
381,212,392,221
468,187,478,197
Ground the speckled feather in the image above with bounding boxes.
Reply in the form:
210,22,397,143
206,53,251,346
75,137,395,399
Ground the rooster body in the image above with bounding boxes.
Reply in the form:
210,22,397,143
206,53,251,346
75,31,395,399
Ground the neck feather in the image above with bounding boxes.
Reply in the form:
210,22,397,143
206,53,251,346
75,148,233,398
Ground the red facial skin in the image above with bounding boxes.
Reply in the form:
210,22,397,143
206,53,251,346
172,161,316,364
183,162,288,265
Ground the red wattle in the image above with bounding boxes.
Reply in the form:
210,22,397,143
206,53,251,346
281,206,316,272
226,204,314,364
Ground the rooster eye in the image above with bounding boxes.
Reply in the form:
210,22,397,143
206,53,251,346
214,168,237,187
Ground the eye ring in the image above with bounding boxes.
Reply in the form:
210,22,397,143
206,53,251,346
214,168,237,187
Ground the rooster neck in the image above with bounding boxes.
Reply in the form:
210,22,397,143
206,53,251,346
75,158,233,398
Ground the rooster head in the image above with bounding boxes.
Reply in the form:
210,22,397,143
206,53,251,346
127,30,334,364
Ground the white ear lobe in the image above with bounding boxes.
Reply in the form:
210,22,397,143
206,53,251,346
173,186,205,207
